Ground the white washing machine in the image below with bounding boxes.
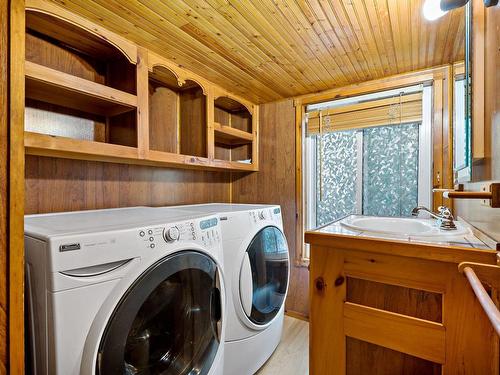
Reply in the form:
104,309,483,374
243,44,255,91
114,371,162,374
161,204,290,375
25,207,226,375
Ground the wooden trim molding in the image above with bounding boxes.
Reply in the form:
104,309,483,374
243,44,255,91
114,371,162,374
25,0,137,64
148,51,210,96
135,47,149,160
294,101,306,265
10,0,26,373
1,0,8,372
453,61,465,77
472,0,486,161
295,65,449,106
305,231,497,264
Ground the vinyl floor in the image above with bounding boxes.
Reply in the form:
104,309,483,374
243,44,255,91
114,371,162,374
256,315,309,375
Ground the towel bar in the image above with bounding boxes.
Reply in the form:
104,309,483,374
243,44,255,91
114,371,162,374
458,262,500,336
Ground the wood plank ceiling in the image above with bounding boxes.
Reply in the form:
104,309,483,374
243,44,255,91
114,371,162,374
48,0,465,103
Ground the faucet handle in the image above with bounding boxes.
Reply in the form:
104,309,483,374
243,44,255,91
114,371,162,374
437,206,453,219
437,206,457,231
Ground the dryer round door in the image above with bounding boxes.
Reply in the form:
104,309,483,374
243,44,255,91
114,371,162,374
96,251,223,375
239,226,289,327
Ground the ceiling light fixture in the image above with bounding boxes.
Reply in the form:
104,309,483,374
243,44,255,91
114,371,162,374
434,0,498,13
423,0,448,21
440,0,469,11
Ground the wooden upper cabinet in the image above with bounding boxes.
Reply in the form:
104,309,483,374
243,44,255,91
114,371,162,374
23,0,259,172
148,65,208,158
24,1,140,163
213,95,258,169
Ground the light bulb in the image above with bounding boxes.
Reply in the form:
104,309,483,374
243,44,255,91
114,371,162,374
423,0,448,21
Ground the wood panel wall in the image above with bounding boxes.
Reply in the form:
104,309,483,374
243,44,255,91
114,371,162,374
455,5,500,242
25,156,231,214
231,99,309,318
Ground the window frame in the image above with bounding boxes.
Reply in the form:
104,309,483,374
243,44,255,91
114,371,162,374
294,66,454,265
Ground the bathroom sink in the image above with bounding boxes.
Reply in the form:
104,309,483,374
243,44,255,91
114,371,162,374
340,216,470,237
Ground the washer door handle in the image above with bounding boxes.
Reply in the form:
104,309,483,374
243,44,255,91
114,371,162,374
210,267,223,341
60,258,133,277
240,253,253,316
210,286,222,341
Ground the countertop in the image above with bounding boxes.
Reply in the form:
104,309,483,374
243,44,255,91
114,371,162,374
305,215,498,264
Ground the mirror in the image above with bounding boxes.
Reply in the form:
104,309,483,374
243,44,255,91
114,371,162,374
454,1,473,182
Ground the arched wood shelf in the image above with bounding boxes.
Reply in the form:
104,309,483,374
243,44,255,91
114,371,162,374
24,6,140,166
148,66,208,158
213,95,258,169
24,0,259,172
26,0,137,64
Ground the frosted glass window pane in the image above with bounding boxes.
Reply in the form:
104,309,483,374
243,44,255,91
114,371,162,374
315,131,358,226
362,123,419,217
25,107,97,140
307,122,421,230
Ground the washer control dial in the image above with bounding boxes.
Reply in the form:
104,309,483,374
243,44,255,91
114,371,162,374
258,210,266,220
164,226,180,242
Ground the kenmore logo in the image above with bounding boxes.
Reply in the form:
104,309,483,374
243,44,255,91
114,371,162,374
59,243,81,252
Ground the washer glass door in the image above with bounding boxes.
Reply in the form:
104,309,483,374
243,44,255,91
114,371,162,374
240,226,289,325
97,251,222,375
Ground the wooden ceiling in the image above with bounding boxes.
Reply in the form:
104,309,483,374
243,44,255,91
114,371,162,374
48,0,465,103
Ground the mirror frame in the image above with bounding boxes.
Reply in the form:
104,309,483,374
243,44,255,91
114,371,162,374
454,1,473,183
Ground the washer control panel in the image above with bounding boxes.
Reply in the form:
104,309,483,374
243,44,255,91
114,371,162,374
199,217,220,247
249,206,282,224
138,216,221,250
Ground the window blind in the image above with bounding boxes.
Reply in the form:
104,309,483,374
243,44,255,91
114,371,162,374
306,92,423,135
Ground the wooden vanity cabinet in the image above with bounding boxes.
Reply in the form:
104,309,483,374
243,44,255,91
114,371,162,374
307,235,499,375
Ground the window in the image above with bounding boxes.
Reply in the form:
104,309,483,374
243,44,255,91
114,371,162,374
303,86,432,258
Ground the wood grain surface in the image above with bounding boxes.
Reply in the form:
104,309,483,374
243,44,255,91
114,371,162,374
44,0,465,103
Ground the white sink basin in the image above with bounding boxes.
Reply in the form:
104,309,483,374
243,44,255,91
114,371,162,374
340,216,470,237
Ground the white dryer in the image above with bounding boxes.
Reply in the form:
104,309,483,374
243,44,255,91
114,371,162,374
25,207,226,375
165,203,290,375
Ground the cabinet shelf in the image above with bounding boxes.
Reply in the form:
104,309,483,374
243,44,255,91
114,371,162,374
145,150,256,171
25,131,139,163
25,61,137,117
211,159,256,171
213,122,254,146
25,132,257,172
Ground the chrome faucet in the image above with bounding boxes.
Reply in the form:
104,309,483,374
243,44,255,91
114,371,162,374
411,206,457,231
